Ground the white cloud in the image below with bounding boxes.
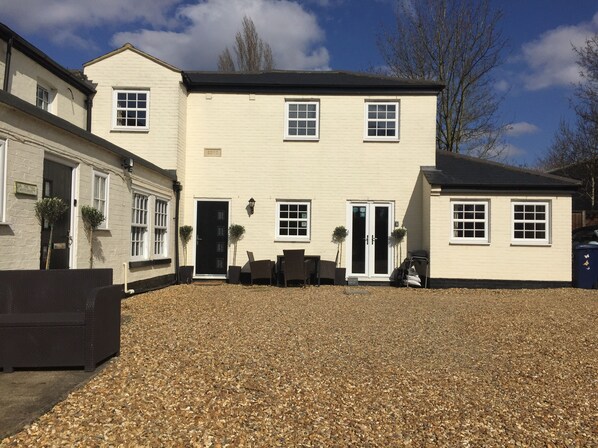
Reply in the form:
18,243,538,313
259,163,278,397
506,122,540,137
520,11,598,90
0,0,183,45
112,0,329,70
0,0,329,70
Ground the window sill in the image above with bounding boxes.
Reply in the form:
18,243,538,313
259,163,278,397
363,138,400,143
449,240,490,246
111,128,149,133
129,258,172,269
510,242,551,247
274,238,310,243
283,137,319,142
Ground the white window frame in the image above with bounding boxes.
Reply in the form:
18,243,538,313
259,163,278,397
364,101,399,141
0,140,6,223
131,192,149,260
112,89,150,131
275,200,311,241
284,101,319,141
92,170,109,229
153,198,169,257
450,200,489,244
36,83,54,113
511,201,551,245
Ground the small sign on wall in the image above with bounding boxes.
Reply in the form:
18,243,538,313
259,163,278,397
15,181,38,197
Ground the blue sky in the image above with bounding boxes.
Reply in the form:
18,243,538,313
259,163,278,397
1,0,597,166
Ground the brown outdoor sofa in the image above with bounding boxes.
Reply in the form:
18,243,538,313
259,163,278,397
0,269,122,373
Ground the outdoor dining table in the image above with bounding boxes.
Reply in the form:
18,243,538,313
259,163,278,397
276,254,321,286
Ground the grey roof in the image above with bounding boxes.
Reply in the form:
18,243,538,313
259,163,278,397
182,70,444,94
0,89,176,180
0,23,95,95
422,151,580,191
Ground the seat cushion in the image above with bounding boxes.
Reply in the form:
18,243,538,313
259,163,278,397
0,312,85,327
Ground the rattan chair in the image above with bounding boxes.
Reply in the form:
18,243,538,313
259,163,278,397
246,251,275,285
282,249,310,287
318,260,337,285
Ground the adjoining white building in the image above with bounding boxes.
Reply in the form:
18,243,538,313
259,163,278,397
0,24,178,292
0,23,580,288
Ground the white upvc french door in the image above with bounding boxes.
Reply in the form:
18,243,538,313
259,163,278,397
346,202,393,279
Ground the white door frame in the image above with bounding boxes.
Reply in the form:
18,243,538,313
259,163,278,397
346,201,394,280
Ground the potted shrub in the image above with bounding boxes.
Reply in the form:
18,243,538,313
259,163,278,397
81,205,105,268
228,224,245,284
332,226,348,285
179,225,194,284
35,197,69,270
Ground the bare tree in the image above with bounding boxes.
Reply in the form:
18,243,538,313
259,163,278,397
378,0,507,158
217,16,275,72
539,35,598,209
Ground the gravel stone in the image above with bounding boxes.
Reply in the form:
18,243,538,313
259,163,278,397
1,285,597,447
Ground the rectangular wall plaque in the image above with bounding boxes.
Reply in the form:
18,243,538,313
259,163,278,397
15,181,38,197
204,148,222,157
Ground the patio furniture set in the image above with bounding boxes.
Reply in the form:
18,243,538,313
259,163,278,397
246,249,345,286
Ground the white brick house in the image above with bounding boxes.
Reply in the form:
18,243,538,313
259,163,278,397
0,22,579,288
83,43,579,287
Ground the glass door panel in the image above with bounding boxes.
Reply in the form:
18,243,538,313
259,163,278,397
351,206,367,274
374,205,390,275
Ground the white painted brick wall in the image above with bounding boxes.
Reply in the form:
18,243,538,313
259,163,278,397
84,50,183,171
0,102,175,284
428,190,572,281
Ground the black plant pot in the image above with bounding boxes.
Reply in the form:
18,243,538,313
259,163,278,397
228,266,242,284
334,267,346,286
179,266,194,284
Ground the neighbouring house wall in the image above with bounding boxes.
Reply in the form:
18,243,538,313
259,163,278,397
184,92,437,269
427,187,572,282
0,101,175,284
84,49,183,171
1,45,88,129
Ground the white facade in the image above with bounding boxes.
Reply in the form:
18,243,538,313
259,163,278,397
0,27,177,288
0,25,576,287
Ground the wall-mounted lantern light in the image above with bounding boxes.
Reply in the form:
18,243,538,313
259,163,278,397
248,197,256,215
122,157,134,173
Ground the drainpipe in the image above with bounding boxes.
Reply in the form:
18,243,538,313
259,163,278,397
173,180,183,284
3,36,13,92
86,93,94,132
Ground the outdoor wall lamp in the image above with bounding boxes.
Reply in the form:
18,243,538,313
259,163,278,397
248,197,256,215
122,157,134,173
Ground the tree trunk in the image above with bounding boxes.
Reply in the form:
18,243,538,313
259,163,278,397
89,228,94,269
45,225,54,270
233,243,238,266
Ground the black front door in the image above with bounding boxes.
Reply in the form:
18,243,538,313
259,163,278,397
195,201,229,275
40,159,72,270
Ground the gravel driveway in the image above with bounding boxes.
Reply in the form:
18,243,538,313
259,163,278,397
1,285,597,447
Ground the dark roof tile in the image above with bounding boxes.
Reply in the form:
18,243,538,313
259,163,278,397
423,151,580,191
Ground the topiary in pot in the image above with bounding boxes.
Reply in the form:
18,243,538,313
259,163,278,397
81,205,105,268
228,224,245,266
35,197,69,270
332,226,349,267
179,225,193,265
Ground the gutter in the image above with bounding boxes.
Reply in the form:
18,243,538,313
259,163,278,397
2,36,12,92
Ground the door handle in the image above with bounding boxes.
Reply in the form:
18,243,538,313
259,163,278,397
371,235,376,245
196,237,203,243
67,231,73,248
364,235,368,245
